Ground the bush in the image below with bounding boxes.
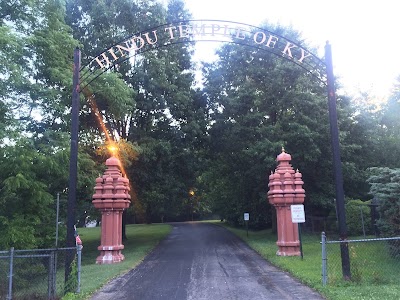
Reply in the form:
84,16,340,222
345,199,371,236
64,256,78,294
368,167,400,255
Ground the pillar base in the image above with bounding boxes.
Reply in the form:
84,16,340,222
96,251,125,264
276,246,301,256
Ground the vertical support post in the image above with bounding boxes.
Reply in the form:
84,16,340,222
65,47,81,286
360,206,366,238
76,245,82,293
56,192,60,247
324,42,351,280
48,251,56,299
191,201,193,221
321,232,327,286
189,189,195,222
298,223,303,259
7,247,14,300
370,199,380,237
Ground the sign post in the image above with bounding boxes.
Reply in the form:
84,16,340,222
244,213,249,237
291,205,305,259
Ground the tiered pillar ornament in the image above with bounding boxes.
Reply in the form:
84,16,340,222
92,156,131,264
268,148,305,256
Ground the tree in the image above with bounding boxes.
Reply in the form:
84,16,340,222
65,0,209,223
377,76,400,168
0,0,102,249
200,23,340,227
0,139,55,249
366,78,400,253
367,167,400,244
0,0,40,135
0,128,103,249
4,0,396,235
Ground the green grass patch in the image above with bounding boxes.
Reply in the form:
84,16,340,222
65,223,171,300
217,222,400,300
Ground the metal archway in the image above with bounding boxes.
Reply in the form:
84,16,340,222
66,19,350,279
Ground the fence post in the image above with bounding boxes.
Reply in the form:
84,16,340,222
7,247,14,300
321,232,327,286
360,206,366,238
48,251,56,299
76,245,82,293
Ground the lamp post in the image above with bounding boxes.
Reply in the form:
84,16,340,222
189,189,195,221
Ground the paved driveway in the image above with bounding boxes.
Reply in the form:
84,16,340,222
90,222,324,300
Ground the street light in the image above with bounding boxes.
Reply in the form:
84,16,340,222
189,189,195,221
107,143,118,156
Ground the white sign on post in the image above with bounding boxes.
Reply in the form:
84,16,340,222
291,205,305,223
244,213,249,221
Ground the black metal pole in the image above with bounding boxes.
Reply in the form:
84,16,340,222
298,223,303,260
65,47,81,287
325,42,351,280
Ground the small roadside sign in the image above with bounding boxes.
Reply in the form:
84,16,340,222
291,205,305,223
244,213,250,237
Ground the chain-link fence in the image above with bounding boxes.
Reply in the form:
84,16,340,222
321,233,400,286
305,202,381,238
0,246,81,300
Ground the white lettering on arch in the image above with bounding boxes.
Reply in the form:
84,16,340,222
91,21,319,76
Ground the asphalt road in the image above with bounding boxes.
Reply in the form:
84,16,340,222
90,222,325,300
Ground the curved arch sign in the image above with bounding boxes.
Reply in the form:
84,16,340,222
80,20,326,90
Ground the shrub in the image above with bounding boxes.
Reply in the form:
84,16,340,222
367,167,400,255
345,199,371,236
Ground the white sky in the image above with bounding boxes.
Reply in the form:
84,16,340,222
183,0,399,101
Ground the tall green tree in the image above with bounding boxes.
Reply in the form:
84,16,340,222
66,0,208,222
365,76,400,252
127,0,210,222
378,76,400,168
368,167,400,239
0,0,101,248
0,0,40,134
201,24,347,227
0,139,55,249
343,76,400,202
337,91,397,201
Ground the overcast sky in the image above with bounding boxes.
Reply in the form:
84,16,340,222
182,0,399,100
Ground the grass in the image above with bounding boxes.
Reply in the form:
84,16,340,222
64,223,171,300
217,222,400,300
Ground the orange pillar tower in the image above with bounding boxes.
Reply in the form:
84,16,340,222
92,156,131,264
268,149,305,256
